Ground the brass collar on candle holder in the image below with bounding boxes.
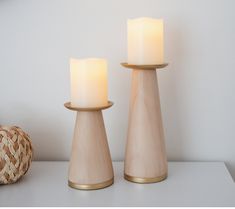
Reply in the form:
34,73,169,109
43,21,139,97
64,101,113,111
68,178,114,190
121,63,168,70
124,173,167,184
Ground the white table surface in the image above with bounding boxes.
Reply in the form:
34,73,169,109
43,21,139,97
0,161,234,206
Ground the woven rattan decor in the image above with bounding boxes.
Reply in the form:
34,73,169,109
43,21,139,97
0,126,33,184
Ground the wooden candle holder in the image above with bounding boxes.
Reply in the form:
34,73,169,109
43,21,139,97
121,63,168,184
64,101,114,190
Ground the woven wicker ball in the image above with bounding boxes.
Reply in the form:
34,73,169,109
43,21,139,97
0,126,33,184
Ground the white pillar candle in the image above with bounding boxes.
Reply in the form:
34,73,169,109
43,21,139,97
127,17,164,65
70,58,108,108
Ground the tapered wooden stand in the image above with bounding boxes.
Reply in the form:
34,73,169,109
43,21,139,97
64,101,114,190
121,63,168,184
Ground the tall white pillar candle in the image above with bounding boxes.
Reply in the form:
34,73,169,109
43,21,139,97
70,58,108,108
127,17,164,65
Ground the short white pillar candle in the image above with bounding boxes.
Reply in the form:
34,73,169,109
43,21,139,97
70,58,108,108
127,17,164,65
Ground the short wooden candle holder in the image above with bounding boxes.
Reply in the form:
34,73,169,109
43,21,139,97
121,63,168,184
64,101,114,190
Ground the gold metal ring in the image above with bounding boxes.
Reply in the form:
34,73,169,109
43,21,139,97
64,101,113,112
124,173,167,184
68,178,114,190
121,62,168,70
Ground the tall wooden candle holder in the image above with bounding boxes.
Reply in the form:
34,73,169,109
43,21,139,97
64,101,114,190
121,63,168,184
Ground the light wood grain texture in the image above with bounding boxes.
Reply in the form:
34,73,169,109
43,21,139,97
68,110,114,189
124,69,168,183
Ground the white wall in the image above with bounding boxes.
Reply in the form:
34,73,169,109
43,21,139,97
0,0,235,179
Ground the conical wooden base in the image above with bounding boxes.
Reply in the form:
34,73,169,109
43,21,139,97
68,110,114,190
124,68,168,183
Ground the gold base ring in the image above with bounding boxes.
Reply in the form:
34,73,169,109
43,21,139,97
68,178,114,190
124,173,167,184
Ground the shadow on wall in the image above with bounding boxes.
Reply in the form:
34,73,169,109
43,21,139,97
225,163,235,182
162,19,190,161
163,20,235,182
0,102,71,161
